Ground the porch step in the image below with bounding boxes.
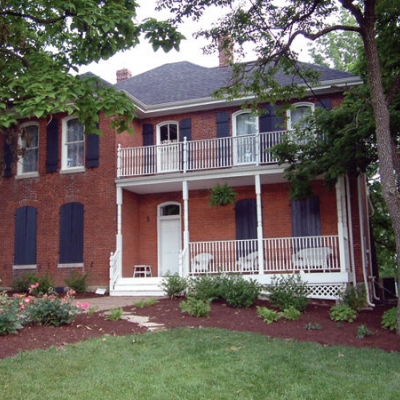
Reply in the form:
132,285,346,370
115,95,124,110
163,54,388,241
111,277,165,297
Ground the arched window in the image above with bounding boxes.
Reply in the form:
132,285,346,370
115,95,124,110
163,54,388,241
287,102,315,130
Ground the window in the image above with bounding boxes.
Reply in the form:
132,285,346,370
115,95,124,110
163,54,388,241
287,102,314,130
157,121,179,172
233,111,259,164
17,123,39,176
62,117,84,171
158,122,178,144
14,206,37,266
59,202,84,265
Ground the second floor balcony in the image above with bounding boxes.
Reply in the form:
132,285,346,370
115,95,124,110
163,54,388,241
117,130,287,178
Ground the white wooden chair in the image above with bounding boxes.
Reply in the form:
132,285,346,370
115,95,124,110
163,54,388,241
191,253,213,272
237,251,260,273
292,247,333,271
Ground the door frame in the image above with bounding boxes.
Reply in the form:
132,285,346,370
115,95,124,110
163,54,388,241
157,202,182,276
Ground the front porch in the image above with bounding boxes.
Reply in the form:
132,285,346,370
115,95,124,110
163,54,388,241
110,235,351,299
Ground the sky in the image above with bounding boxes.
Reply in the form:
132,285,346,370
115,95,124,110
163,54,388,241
78,0,311,84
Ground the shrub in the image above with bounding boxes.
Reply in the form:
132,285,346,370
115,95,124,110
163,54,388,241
329,304,357,322
64,270,89,293
187,274,225,301
266,274,309,312
381,307,397,331
220,274,261,308
12,272,54,295
356,324,373,339
159,273,187,299
22,289,84,326
257,306,281,324
304,323,322,330
339,284,366,311
179,297,212,318
106,307,124,321
0,292,24,335
280,305,301,321
133,298,157,308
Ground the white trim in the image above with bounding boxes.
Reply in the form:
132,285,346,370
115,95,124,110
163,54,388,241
61,115,85,172
17,122,39,177
13,264,37,270
57,263,84,269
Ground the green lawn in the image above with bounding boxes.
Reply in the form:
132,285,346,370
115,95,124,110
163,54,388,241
1,328,399,399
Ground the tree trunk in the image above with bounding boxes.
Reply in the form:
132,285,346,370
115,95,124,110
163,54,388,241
362,16,400,334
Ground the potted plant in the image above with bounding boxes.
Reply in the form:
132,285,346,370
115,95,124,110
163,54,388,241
208,183,237,206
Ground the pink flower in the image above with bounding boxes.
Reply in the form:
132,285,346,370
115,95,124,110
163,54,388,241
76,301,90,311
24,296,32,303
19,304,25,311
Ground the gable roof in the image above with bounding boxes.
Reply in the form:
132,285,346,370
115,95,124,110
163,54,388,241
114,61,362,117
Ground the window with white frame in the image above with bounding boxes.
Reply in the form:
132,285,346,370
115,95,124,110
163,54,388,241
62,117,85,170
233,111,259,164
287,102,315,130
17,123,39,176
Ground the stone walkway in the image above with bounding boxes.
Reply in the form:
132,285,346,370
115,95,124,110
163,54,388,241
75,295,166,332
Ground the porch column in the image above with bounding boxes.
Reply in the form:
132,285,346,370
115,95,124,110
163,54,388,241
116,186,123,252
336,177,350,275
182,180,189,275
255,174,264,275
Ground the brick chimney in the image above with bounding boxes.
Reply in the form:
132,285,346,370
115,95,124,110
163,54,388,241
218,36,234,67
116,68,132,83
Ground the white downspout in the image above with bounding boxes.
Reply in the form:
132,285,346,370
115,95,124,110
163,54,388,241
255,174,264,275
357,175,374,307
345,176,356,283
182,180,189,276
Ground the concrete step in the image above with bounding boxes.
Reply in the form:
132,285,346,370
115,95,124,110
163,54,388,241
111,277,165,297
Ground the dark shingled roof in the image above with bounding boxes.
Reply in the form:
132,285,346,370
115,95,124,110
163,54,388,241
114,61,356,107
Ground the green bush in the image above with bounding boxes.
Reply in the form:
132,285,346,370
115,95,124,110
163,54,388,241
22,290,82,326
339,284,366,311
12,272,54,295
220,274,261,308
266,274,309,311
356,324,373,339
133,298,157,308
105,307,124,321
179,297,212,318
329,304,357,322
281,305,301,321
304,323,322,330
187,274,225,301
64,270,89,293
257,306,281,324
0,292,24,335
159,273,187,299
381,307,397,331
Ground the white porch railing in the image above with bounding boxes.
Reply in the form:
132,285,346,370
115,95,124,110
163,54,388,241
189,236,340,275
109,249,121,290
117,131,286,178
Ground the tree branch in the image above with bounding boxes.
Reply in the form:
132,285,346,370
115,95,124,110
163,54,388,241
0,10,72,24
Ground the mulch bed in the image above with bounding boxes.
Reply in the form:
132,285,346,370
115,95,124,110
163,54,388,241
1,296,399,359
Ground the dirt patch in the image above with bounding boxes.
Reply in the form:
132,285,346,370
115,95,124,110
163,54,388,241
1,297,399,359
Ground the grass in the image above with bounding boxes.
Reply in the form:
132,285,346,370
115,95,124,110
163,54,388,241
1,328,400,399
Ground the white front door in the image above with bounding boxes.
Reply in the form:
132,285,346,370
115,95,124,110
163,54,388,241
157,122,180,172
158,203,181,276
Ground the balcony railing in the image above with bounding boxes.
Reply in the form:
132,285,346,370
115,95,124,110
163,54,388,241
188,236,340,275
117,130,287,178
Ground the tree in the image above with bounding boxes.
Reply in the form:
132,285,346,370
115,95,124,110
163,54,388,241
159,0,400,333
0,0,184,138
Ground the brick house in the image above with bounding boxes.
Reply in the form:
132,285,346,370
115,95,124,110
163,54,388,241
0,57,374,301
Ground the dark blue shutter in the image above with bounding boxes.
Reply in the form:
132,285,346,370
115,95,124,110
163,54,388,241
142,123,154,146
235,199,258,258
86,131,100,168
179,118,192,141
59,202,84,263
317,98,332,110
291,196,321,249
216,112,230,166
3,139,13,177
259,105,284,133
259,105,284,162
14,206,37,265
46,118,59,173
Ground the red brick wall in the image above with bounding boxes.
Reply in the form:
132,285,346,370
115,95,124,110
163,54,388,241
0,112,118,288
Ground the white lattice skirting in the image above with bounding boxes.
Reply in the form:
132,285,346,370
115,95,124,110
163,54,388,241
306,284,345,300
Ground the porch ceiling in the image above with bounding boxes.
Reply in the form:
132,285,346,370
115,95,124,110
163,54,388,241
116,165,288,195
